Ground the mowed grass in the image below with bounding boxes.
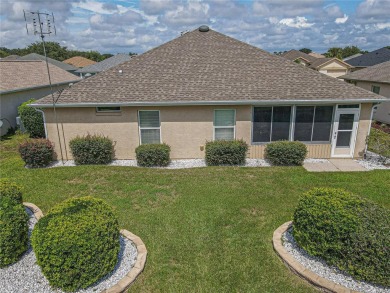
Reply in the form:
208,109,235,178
1,134,389,292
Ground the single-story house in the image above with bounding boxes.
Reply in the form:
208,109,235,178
19,53,78,75
0,60,80,136
31,26,389,160
75,54,133,78
340,61,390,124
63,56,96,68
281,50,352,78
345,47,390,71
308,52,325,59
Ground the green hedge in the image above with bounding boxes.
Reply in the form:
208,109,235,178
0,197,29,268
293,188,390,287
205,139,248,166
69,134,114,165
265,141,307,166
368,128,390,158
135,143,171,167
19,139,55,168
31,196,120,291
18,99,45,138
0,179,23,205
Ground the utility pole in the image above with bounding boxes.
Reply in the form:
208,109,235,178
24,10,64,163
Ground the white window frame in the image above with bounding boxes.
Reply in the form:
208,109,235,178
138,110,162,145
213,109,236,141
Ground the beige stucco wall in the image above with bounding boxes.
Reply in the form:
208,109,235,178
43,103,372,160
0,84,70,136
355,81,390,124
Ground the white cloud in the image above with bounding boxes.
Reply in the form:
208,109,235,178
335,14,348,24
279,17,314,28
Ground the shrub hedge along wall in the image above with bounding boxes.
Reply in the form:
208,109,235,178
265,141,307,166
135,143,171,167
0,181,29,268
31,196,120,291
19,139,55,168
205,140,248,166
69,134,114,165
293,188,390,287
18,99,45,138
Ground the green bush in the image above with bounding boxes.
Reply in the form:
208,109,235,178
19,139,55,168
18,99,45,138
0,179,23,205
31,196,120,292
0,197,29,268
205,139,248,166
293,188,390,286
265,141,307,165
367,128,390,159
136,143,171,167
69,134,114,165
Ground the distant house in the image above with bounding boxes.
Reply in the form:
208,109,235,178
343,53,362,62
0,60,80,136
1,55,20,60
75,54,132,78
281,50,352,78
345,48,390,71
19,53,78,75
309,52,325,59
63,56,96,68
340,61,390,124
31,27,388,160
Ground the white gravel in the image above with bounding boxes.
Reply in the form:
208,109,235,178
282,227,390,293
355,151,390,170
0,208,138,293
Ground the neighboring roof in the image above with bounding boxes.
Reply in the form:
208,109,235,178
63,56,96,68
76,54,132,74
33,27,386,107
1,55,20,60
343,53,362,61
345,48,390,67
281,50,317,63
0,60,80,93
339,61,390,84
19,53,78,71
309,52,325,58
309,58,352,70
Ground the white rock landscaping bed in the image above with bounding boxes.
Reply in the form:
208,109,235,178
0,208,138,293
355,151,390,170
282,227,390,293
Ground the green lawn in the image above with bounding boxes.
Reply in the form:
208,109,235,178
1,134,390,292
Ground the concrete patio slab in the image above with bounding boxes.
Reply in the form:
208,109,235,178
304,159,368,172
303,161,339,172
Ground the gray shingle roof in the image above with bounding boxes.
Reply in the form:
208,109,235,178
33,28,386,107
340,61,390,84
281,50,317,63
19,53,78,71
345,48,390,67
308,58,352,69
75,54,132,74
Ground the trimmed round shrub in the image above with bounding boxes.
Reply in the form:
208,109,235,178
31,196,120,292
0,197,29,268
19,139,55,168
205,139,248,166
293,188,390,286
18,99,45,138
265,141,307,166
136,143,171,167
69,134,114,165
0,179,23,205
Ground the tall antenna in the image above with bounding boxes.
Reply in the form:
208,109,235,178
24,10,64,163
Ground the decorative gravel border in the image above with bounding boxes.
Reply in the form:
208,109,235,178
273,221,359,293
21,202,147,293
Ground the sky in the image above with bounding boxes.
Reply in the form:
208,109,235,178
0,0,389,55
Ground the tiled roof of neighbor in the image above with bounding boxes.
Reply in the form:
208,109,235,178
63,56,96,68
345,48,390,67
309,52,325,58
281,50,317,63
340,61,390,84
76,54,132,74
0,60,81,92
308,58,352,69
19,53,78,71
34,28,385,106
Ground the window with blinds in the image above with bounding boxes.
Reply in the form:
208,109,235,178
138,110,161,144
214,109,235,140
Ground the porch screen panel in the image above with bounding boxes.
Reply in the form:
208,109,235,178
271,106,291,141
312,106,333,141
294,106,314,141
253,107,272,142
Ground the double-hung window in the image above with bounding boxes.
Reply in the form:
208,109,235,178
252,106,291,143
294,106,333,142
214,109,235,140
138,110,161,144
371,85,380,94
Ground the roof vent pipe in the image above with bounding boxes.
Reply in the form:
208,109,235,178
199,25,209,32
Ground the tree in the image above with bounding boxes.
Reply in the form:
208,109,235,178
18,99,45,138
129,52,138,56
324,47,343,59
341,46,364,58
25,42,68,61
299,48,312,54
